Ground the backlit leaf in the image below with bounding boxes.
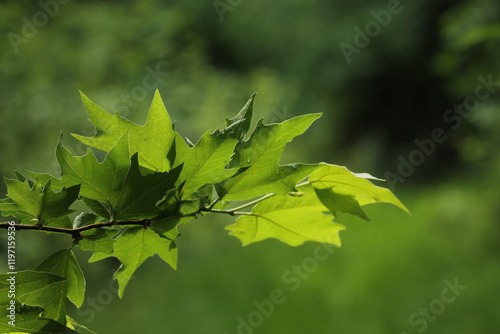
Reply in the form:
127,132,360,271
221,114,321,201
89,227,177,298
226,184,345,246
73,90,175,172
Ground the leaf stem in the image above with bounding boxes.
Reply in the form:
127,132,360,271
296,181,310,187
226,193,275,212
201,209,254,216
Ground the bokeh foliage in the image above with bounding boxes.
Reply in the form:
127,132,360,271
0,0,499,333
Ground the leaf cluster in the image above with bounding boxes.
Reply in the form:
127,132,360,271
0,90,408,333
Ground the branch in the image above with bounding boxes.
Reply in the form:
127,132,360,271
0,209,201,237
0,197,263,240
0,219,154,239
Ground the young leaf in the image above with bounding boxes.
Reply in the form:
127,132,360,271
55,132,131,207
39,182,81,227
0,178,42,224
66,315,97,334
150,216,186,240
0,306,78,334
78,228,118,261
0,271,67,324
90,227,178,298
73,90,175,172
0,178,79,226
173,130,238,198
223,93,256,141
226,184,345,246
73,212,99,229
221,114,322,201
35,249,86,308
309,164,410,220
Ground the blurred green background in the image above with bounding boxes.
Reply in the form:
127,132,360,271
1,0,499,333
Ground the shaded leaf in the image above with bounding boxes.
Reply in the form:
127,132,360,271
0,178,79,226
35,250,86,308
0,271,67,324
66,316,97,334
56,134,180,220
40,182,80,226
79,228,118,261
0,305,78,334
310,164,410,220
223,93,256,141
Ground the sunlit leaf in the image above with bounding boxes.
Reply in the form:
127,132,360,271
226,184,345,246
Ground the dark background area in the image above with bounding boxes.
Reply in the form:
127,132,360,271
1,0,499,333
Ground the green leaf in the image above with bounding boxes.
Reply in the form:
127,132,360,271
113,154,181,220
66,316,97,334
35,249,86,308
226,184,345,246
90,227,177,298
73,212,99,229
174,130,238,198
79,228,118,261
221,114,322,201
73,90,175,172
310,164,410,220
150,216,189,240
223,93,256,141
56,133,180,220
39,182,80,226
0,305,78,334
55,133,130,207
0,178,79,226
0,271,67,324
0,178,42,223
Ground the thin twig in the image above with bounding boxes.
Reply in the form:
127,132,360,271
226,193,275,212
0,201,257,239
